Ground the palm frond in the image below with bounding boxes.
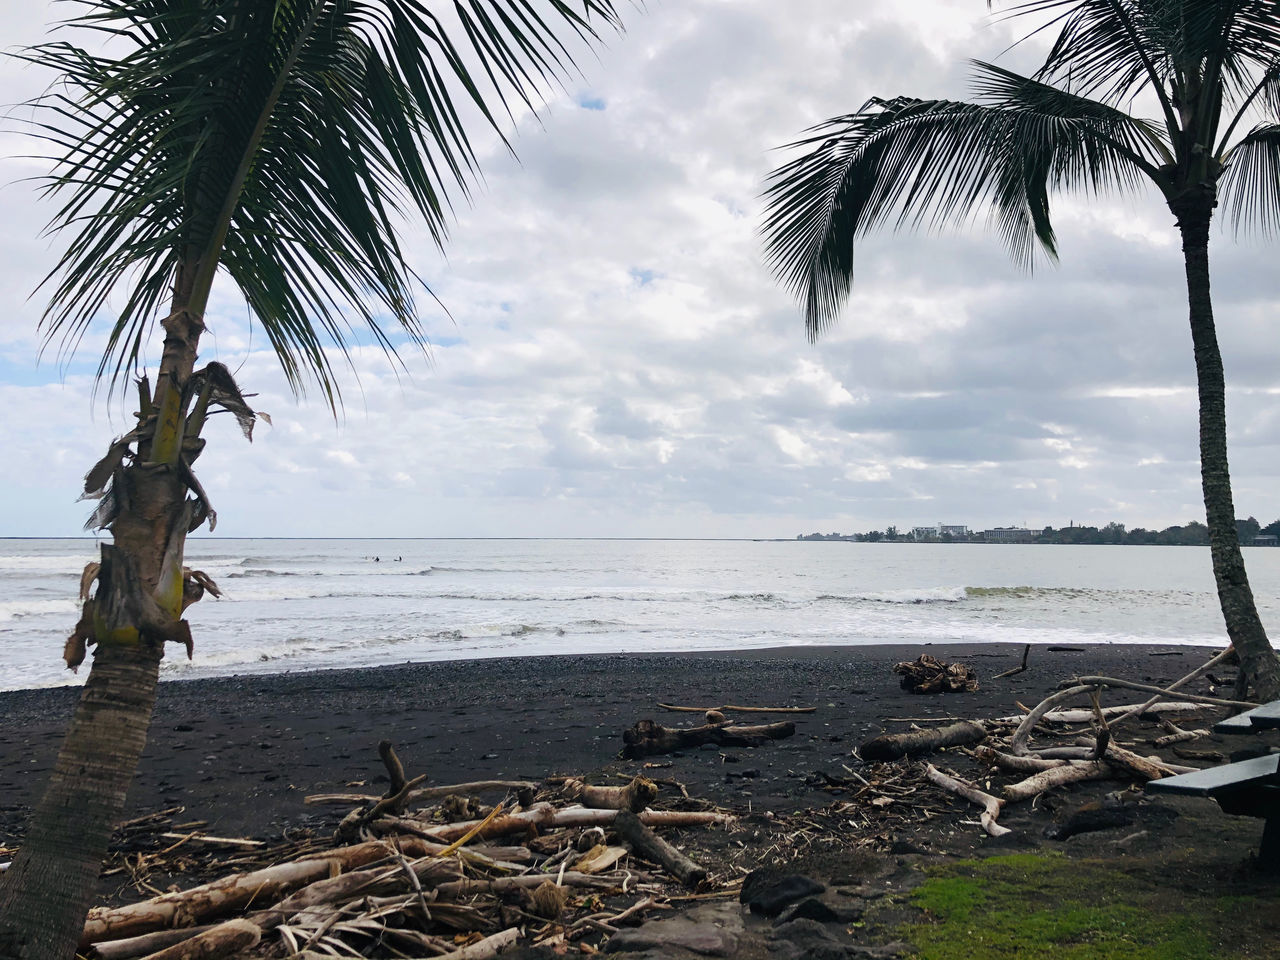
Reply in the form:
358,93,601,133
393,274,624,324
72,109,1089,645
761,64,1161,338
1221,122,1280,235
26,0,623,402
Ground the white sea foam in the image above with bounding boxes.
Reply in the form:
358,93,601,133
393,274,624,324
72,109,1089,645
0,538,1264,691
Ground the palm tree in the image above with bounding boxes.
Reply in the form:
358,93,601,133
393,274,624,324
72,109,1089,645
0,2,621,957
761,0,1280,700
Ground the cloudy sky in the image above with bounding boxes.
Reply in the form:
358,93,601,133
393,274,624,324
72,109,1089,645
1,0,1277,539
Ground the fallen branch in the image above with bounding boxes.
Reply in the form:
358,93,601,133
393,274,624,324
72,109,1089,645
1009,685,1097,755
613,809,707,888
972,746,1069,773
422,803,729,843
81,839,425,947
435,927,520,960
1068,676,1255,710
305,780,538,807
561,776,658,812
1107,646,1237,729
860,720,986,762
656,702,816,714
925,764,1010,837
622,719,795,758
1003,761,1111,802
993,643,1031,679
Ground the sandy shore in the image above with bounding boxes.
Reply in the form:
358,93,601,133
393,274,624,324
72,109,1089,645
0,641,1227,844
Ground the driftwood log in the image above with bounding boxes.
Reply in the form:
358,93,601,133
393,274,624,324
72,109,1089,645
925,764,1010,837
859,720,986,762
613,809,707,889
421,803,729,843
561,776,658,811
622,718,795,758
81,838,429,948
894,654,978,693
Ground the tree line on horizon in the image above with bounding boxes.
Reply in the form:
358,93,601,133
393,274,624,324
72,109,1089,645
798,517,1280,545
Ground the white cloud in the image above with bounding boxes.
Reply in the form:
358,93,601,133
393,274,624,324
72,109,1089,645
1,1,1279,539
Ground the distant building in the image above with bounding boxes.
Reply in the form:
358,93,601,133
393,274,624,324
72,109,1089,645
984,527,1035,543
1253,535,1279,547
912,524,970,541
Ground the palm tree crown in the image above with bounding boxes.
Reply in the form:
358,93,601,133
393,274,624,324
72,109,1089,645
761,0,1280,699
762,0,1280,339
31,0,621,400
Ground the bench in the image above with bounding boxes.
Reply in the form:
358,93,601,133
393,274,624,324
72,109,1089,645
1147,700,1280,866
1214,701,1280,734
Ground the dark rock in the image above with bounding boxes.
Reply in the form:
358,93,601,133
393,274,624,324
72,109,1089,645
603,902,742,956
776,895,862,924
740,869,826,917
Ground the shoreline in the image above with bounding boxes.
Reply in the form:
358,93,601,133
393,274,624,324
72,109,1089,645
0,637,1226,696
0,641,1223,845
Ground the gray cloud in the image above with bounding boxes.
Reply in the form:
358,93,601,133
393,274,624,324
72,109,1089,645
1,0,1278,540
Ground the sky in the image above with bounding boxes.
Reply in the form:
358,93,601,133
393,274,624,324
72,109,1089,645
1,1,1278,539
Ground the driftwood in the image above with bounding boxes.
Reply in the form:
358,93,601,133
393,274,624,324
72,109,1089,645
1003,761,1111,802
81,839,424,948
87,925,218,960
656,702,816,714
561,776,658,812
973,745,1070,773
613,809,707,888
1107,645,1237,728
925,764,1010,837
993,644,1031,679
1069,675,1256,710
622,718,795,758
894,654,979,693
1154,719,1210,747
305,780,538,807
1009,685,1099,755
860,720,986,762
436,928,520,960
421,803,729,843
997,701,1210,724
137,919,260,960
434,872,625,899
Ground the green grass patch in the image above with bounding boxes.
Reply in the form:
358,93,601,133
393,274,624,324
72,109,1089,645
898,852,1268,960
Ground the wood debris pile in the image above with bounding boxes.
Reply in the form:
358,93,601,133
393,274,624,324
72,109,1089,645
893,654,978,694
849,646,1249,838
80,743,734,960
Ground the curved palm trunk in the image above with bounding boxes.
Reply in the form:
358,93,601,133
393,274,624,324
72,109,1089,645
0,309,204,960
0,652,161,959
1174,197,1280,701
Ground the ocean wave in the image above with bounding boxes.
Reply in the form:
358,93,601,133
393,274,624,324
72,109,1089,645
0,598,80,622
0,555,95,573
818,587,968,605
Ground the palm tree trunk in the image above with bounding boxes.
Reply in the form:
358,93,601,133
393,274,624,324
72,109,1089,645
1174,195,1280,701
0,651,161,960
0,298,205,960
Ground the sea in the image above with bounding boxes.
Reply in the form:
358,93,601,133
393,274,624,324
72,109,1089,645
1,538,1277,692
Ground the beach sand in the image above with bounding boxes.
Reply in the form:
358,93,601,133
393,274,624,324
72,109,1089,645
0,641,1252,842
7,641,1280,956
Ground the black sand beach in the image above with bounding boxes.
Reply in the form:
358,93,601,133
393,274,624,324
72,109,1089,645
8,641,1280,958
0,642,1253,843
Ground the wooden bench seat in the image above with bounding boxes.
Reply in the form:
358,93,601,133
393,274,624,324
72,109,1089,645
1146,753,1280,864
1214,701,1280,734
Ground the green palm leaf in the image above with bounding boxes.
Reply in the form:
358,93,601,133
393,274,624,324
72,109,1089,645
25,0,623,402
761,63,1160,339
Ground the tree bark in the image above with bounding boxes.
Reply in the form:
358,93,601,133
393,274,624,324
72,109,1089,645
0,292,206,960
0,653,161,959
1173,194,1280,701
